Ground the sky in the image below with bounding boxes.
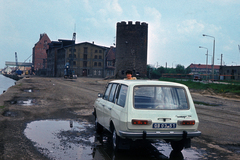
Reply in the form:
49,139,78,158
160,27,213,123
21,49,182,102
0,0,240,69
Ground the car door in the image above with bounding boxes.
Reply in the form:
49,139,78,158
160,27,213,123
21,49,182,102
102,83,118,129
97,83,112,127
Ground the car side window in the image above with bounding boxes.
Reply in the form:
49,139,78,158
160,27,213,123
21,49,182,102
113,84,120,103
103,83,112,100
117,85,128,107
108,83,118,102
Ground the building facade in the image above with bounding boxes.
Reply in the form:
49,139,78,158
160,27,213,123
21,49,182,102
219,65,240,80
115,21,148,78
104,46,116,77
55,42,109,77
32,33,51,74
188,63,220,75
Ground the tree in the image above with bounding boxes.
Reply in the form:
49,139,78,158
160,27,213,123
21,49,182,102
176,64,185,74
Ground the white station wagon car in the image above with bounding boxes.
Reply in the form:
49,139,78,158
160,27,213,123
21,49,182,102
93,80,201,151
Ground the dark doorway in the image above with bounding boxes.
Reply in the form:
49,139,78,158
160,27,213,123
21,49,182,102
82,69,87,76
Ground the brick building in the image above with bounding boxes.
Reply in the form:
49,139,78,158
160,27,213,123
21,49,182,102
47,39,74,77
32,33,51,74
115,21,148,78
188,63,220,75
55,42,109,77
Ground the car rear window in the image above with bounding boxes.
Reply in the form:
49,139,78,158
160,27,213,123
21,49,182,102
134,86,189,110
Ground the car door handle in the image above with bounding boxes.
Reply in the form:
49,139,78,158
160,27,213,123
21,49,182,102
108,107,112,110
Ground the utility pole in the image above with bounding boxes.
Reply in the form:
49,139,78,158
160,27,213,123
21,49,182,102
220,54,223,66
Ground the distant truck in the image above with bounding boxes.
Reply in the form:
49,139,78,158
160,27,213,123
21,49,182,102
64,63,77,79
193,74,202,81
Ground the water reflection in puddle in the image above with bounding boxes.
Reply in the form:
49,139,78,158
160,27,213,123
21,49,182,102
10,98,36,105
25,120,206,160
24,120,95,160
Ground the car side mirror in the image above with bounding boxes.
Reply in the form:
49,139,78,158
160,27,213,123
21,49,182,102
98,93,103,98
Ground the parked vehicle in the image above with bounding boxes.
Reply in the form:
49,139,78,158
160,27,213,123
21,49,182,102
93,80,201,151
193,74,202,81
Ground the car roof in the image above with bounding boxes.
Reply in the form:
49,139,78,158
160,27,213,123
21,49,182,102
109,80,187,88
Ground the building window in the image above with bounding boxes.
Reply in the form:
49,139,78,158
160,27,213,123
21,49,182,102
69,48,76,52
99,55,102,59
83,61,87,67
99,50,102,53
69,54,76,58
84,54,87,60
98,62,101,66
107,61,112,66
73,61,76,66
94,62,97,66
95,50,98,53
84,47,88,54
98,70,101,75
93,70,97,75
94,55,98,59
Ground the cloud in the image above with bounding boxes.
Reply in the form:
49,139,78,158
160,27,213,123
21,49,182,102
177,19,205,34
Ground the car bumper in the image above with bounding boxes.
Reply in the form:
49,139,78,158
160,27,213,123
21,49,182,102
119,130,201,139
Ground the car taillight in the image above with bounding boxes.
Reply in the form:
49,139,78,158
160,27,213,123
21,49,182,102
132,119,152,125
178,120,195,125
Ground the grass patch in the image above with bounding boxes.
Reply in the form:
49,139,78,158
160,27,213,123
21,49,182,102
0,106,5,109
159,78,240,95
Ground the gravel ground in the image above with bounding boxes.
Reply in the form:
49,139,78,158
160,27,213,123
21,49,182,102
0,76,239,159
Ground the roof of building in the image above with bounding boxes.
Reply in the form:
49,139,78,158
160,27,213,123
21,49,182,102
106,46,116,61
188,63,220,69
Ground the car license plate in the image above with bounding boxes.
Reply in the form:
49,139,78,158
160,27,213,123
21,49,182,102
153,123,176,128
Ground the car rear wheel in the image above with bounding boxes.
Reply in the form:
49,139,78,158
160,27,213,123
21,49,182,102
95,117,103,134
171,140,184,151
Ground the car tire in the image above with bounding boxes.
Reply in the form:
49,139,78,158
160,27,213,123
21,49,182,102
112,128,121,151
95,117,103,134
171,140,184,151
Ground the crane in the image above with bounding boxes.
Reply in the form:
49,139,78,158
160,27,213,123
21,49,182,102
14,52,23,75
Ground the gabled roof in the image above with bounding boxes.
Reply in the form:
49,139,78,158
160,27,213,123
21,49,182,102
106,46,116,60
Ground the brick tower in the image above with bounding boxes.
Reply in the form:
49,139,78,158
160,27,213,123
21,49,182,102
115,21,148,78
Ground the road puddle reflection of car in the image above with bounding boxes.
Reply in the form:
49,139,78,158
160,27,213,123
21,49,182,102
93,133,205,160
24,120,206,160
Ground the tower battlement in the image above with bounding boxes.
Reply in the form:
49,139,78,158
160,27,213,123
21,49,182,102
115,21,148,78
117,21,148,26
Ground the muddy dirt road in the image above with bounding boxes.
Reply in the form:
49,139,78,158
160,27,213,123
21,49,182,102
0,77,239,160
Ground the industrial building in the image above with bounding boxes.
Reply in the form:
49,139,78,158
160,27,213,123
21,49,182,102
32,33,51,74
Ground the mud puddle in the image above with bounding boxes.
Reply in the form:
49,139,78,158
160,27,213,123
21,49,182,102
23,88,40,93
24,120,207,160
24,120,95,160
10,98,36,105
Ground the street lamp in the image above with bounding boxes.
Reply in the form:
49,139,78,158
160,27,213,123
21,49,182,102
199,46,208,81
203,34,215,80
